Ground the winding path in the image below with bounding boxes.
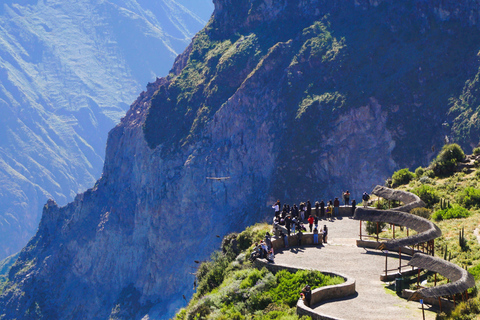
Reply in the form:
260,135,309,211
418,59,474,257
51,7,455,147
271,217,436,320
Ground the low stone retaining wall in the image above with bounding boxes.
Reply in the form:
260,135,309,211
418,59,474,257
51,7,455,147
254,237,356,320
403,289,455,311
297,275,356,320
272,233,323,250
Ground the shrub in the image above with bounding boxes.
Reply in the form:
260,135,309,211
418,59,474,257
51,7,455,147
240,268,268,289
474,147,480,156
437,143,465,163
448,297,480,320
237,223,271,251
419,176,432,184
424,169,435,178
457,187,480,209
432,205,470,221
391,168,415,187
468,264,480,280
431,144,465,176
415,166,424,179
410,207,432,220
475,170,480,180
196,251,235,296
270,270,343,307
412,184,439,208
365,221,387,235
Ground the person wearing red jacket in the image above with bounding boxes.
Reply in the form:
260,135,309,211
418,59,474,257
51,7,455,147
307,215,314,232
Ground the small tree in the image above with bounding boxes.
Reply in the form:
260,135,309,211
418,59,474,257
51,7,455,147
391,168,415,187
431,144,465,176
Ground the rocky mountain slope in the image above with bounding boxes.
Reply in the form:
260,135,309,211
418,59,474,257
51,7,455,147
0,0,212,259
3,0,480,319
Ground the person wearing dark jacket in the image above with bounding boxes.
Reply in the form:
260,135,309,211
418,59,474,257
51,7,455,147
320,200,325,218
302,285,312,307
285,216,292,236
333,198,340,217
292,204,299,218
306,200,312,218
297,229,303,246
351,199,356,217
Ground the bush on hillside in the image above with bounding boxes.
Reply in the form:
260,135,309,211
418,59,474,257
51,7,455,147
391,168,415,187
447,297,480,320
424,170,435,178
419,176,432,184
410,207,432,220
474,147,480,156
412,184,439,208
196,251,236,297
431,144,465,177
415,166,424,179
236,223,271,251
457,187,480,209
432,205,470,221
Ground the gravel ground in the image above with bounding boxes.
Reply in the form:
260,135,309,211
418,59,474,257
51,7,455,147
273,216,437,320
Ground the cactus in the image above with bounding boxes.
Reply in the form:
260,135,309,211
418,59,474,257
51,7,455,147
459,227,468,251
443,245,448,260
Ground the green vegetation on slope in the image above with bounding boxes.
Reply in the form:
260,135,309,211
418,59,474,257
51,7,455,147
174,223,343,320
0,252,19,294
382,144,480,319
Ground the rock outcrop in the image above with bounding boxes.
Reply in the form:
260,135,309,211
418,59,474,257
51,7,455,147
2,0,480,319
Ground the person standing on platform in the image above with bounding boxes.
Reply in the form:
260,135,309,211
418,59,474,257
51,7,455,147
307,215,314,232
320,200,325,218
299,202,305,221
306,200,312,219
326,203,332,219
333,197,340,217
272,200,280,217
343,190,350,206
313,226,319,244
351,199,356,217
297,229,303,246
285,215,292,236
362,192,370,207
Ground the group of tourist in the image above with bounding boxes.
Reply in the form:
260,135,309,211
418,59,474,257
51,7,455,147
260,191,370,310
272,195,357,222
250,232,275,263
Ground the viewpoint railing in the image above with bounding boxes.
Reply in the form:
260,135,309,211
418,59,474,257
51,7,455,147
354,185,475,310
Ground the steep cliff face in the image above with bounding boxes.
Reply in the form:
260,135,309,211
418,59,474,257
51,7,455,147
2,0,480,319
0,0,211,259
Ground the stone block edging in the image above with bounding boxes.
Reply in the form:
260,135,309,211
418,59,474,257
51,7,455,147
253,255,356,320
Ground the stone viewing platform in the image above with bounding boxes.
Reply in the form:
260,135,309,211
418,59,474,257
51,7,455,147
260,217,437,320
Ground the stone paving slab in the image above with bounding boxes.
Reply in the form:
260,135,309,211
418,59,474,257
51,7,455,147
273,217,437,320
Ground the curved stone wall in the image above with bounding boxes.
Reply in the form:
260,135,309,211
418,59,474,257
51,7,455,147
354,185,475,300
354,207,441,249
408,253,475,298
254,236,356,320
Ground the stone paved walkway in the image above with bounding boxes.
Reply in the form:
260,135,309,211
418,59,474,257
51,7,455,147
274,217,437,320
